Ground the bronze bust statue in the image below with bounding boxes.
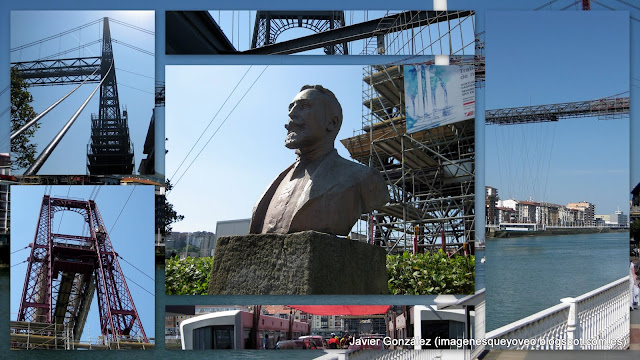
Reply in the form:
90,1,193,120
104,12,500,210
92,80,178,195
249,85,389,236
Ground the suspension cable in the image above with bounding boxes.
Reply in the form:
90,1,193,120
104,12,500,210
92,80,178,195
170,66,254,181
11,65,101,141
172,66,268,189
23,61,113,175
123,275,154,296
108,18,155,35
118,254,154,281
10,18,102,52
111,39,154,56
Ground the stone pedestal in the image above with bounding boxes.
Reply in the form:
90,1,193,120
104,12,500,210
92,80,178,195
208,231,388,295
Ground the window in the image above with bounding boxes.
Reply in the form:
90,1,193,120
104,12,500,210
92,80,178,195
193,325,234,349
214,327,234,349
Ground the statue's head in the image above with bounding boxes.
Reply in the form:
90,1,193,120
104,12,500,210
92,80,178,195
285,85,343,150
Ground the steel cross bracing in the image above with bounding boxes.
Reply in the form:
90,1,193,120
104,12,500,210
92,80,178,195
341,64,475,254
11,57,101,86
485,96,630,125
87,17,134,175
251,11,348,54
16,196,147,347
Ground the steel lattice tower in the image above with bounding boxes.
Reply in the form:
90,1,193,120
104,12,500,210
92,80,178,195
17,196,147,344
251,11,348,54
87,17,134,175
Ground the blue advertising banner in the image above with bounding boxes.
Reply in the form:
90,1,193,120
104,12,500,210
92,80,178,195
404,64,475,133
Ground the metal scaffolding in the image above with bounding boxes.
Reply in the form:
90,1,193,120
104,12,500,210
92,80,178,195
341,64,476,255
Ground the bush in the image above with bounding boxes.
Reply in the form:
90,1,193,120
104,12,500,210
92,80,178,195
387,251,475,295
165,256,213,295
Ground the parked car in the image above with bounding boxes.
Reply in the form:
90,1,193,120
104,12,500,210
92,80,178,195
299,335,324,349
275,340,308,349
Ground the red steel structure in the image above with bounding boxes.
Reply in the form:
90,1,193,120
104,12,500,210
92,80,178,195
17,195,147,344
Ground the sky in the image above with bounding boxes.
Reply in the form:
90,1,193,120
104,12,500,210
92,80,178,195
208,10,476,56
10,185,156,342
7,11,155,175
484,11,630,216
166,64,381,233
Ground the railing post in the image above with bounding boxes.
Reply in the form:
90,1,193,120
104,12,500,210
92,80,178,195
561,297,578,350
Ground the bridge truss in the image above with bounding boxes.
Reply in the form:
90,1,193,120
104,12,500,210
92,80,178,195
244,10,476,56
15,195,147,348
486,95,630,125
251,11,348,54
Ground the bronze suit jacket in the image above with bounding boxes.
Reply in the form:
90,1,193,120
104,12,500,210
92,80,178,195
249,150,389,236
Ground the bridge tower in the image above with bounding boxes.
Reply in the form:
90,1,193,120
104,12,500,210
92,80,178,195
87,17,135,175
251,11,348,54
17,196,147,344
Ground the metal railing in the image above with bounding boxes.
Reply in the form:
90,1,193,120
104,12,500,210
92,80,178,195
315,349,467,360
485,276,630,350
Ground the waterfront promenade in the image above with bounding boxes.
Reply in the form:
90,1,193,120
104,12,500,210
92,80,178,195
480,295,640,359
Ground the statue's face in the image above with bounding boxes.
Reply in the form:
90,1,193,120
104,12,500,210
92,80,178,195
285,89,329,149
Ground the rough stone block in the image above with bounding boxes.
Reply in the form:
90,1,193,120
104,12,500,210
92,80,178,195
208,231,388,295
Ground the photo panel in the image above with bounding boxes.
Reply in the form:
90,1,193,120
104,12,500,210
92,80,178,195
9,185,155,349
165,10,476,56
164,60,477,296
165,300,483,358
9,11,158,177
483,10,630,350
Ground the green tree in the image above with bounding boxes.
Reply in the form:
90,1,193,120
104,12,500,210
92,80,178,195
10,67,39,170
163,179,184,235
165,256,213,295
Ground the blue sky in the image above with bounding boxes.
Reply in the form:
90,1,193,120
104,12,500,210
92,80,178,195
7,11,154,175
166,64,379,233
484,11,630,216
10,185,156,341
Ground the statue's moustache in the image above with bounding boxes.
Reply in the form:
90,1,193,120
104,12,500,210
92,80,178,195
285,121,304,132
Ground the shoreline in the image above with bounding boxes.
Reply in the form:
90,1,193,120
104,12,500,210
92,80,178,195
486,227,628,239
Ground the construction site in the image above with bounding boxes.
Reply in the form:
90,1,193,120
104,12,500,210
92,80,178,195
341,61,479,255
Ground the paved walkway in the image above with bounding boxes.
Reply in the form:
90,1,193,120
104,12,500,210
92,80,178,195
481,350,639,359
631,305,640,351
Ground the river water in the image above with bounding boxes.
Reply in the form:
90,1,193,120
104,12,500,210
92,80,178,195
484,232,628,332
